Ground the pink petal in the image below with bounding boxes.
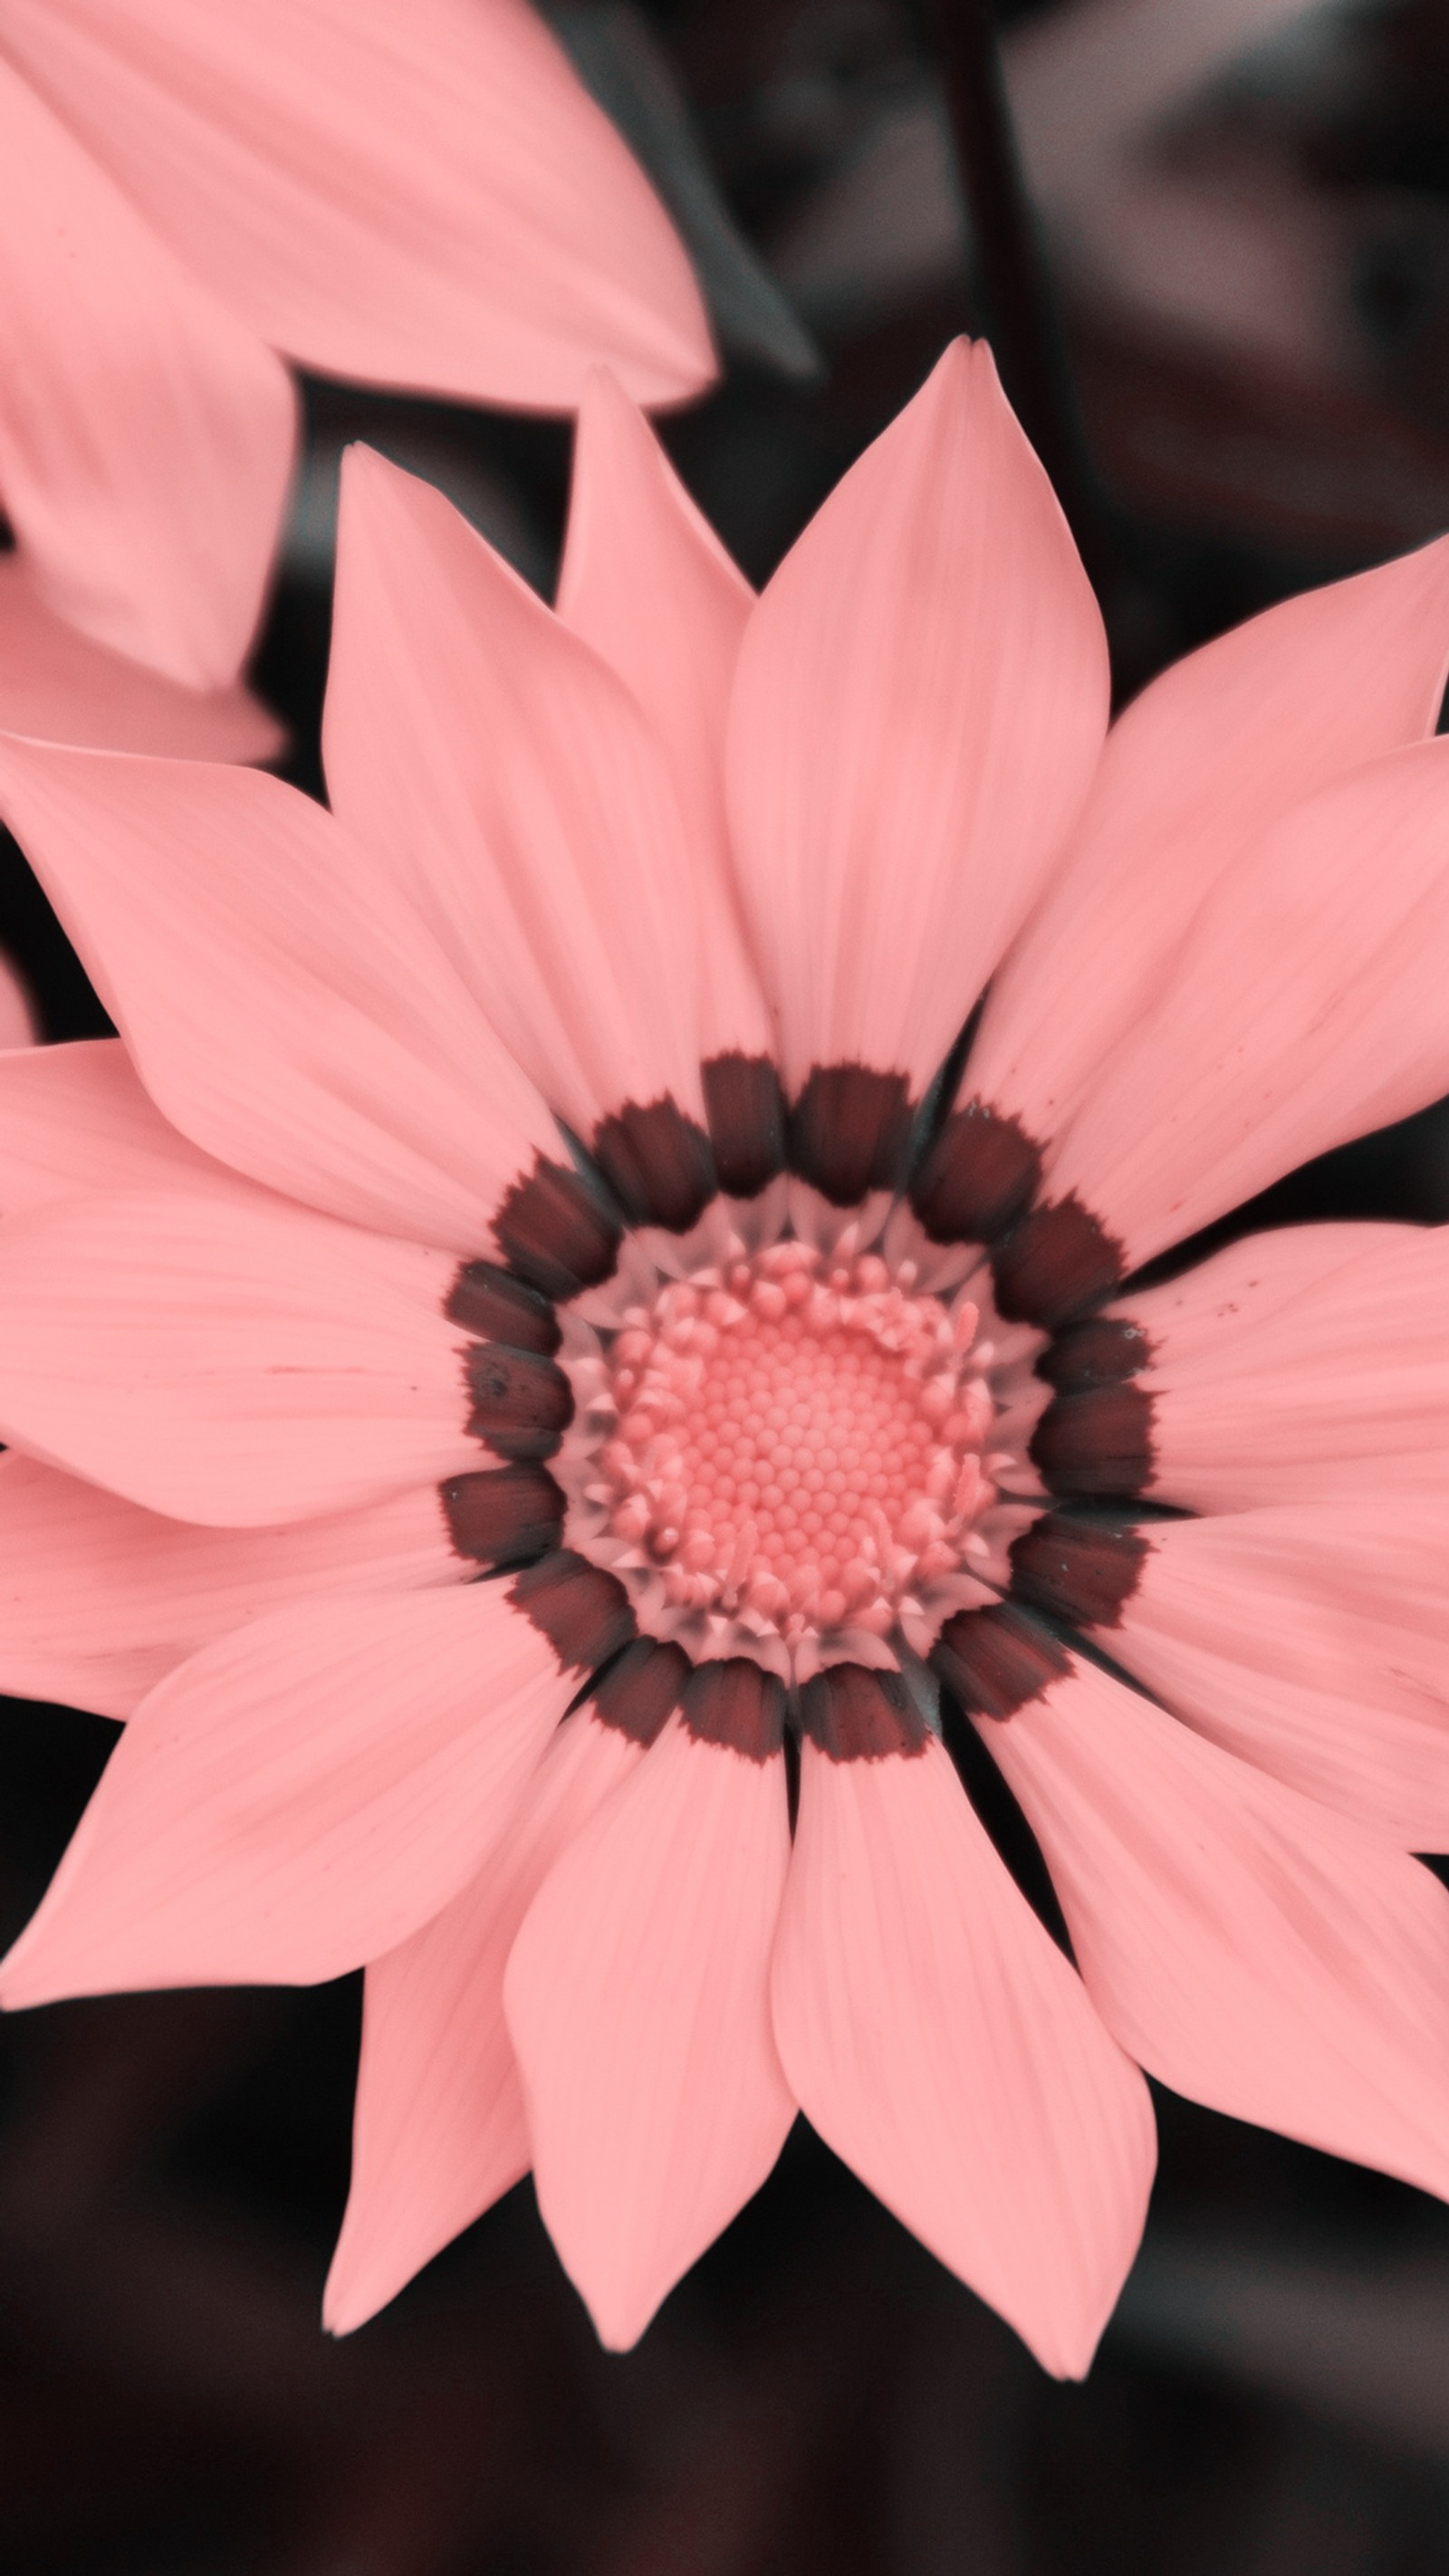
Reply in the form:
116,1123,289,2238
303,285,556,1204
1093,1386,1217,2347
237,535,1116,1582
1127,1221,1449,1509
0,54,293,688
1041,737,1449,1267
0,1449,459,1720
555,370,770,1064
991,1658,1449,2200
1,0,714,409
324,447,712,1137
504,1713,794,2348
724,339,1108,1094
0,1183,477,1526
0,734,558,1251
1112,1506,1449,1850
0,1037,224,1213
326,1709,642,2333
0,558,283,760
0,1586,572,2004
771,1737,1153,2378
970,537,1449,1145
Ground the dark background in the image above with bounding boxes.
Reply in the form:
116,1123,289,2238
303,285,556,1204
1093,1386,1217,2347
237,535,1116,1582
5,1,1449,2565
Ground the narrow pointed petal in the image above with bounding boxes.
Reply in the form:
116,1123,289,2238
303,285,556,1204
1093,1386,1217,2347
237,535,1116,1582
0,1184,477,1526
0,560,283,761
0,735,558,1251
1109,1506,1449,1850
0,56,293,688
1,0,714,409
0,1587,571,2005
504,1715,794,2348
324,448,712,1136
1041,738,1449,1267
0,1451,459,1720
556,371,770,1063
0,1039,224,1213
772,1737,1153,2378
1124,1222,1449,1509
969,537,1449,1142
326,1711,642,2332
991,1659,1449,2200
724,339,1108,1094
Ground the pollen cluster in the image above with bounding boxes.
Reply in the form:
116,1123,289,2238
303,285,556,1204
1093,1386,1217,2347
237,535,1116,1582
592,1241,1001,1648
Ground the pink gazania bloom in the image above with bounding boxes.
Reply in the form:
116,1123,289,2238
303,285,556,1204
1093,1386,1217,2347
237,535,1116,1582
4,345,1449,2376
0,0,711,762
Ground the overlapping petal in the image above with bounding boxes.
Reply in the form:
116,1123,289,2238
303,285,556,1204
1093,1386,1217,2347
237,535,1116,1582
0,1038,224,1213
993,1661,1449,2199
1121,1222,1449,1508
326,1711,643,2333
724,338,1108,1095
0,735,559,1251
0,0,714,409
0,560,283,760
0,1586,572,2004
0,1452,459,1720
0,1183,476,1525
968,537,1449,1142
324,447,715,1133
505,1716,794,2347
772,1738,1155,2378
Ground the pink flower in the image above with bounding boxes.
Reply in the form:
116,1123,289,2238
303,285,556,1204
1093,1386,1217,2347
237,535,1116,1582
0,0,712,759
1,341,1449,2375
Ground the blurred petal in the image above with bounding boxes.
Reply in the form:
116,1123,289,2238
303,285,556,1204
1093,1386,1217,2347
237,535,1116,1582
0,1037,223,1212
0,1184,477,1526
324,448,711,1137
0,558,283,760
0,735,559,1251
0,1587,571,2003
724,339,1108,1093
556,370,769,1063
0,55,293,687
0,1450,458,1719
326,1709,642,2332
505,1715,794,2347
1041,738,1449,1267
1,0,714,408
772,1737,1155,2378
993,1659,1449,2200
970,523,1449,1148
1110,1506,1449,1850
1126,1221,1449,1508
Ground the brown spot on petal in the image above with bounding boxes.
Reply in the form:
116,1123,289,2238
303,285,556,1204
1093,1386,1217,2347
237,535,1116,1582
702,1053,787,1197
911,1100,1042,1244
442,1463,564,1570
592,1097,715,1232
932,1603,1070,1720
464,1344,573,1460
1038,1316,1150,1391
494,1156,620,1303
799,1663,928,1762
590,1637,690,1745
510,1549,636,1673
681,1657,786,1763
446,1259,561,1355
993,1196,1125,1329
1009,1513,1147,1629
1031,1386,1156,1498
788,1064,912,1205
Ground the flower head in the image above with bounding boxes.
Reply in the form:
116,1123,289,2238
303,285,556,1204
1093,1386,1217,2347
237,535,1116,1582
1,342,1449,2374
0,0,713,755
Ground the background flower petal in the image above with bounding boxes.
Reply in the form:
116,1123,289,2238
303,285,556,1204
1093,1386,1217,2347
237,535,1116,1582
0,560,283,761
0,0,714,409
0,1586,571,2004
772,1736,1155,2379
724,337,1108,1095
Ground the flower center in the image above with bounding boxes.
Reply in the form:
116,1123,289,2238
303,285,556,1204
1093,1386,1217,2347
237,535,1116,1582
594,1243,998,1648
